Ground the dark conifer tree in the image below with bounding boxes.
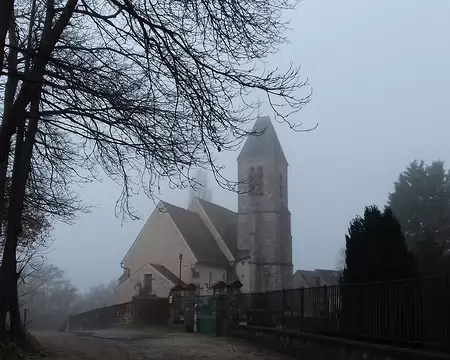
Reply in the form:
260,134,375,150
343,206,417,284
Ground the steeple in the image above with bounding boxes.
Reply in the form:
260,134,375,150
235,115,293,293
237,116,287,164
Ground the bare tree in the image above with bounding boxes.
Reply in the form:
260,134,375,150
0,174,53,341
19,262,116,330
18,263,79,331
75,281,117,313
0,131,88,343
336,247,346,272
0,0,15,73
0,0,313,344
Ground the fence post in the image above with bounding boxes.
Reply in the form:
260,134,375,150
323,285,329,330
23,308,28,330
300,287,305,332
247,292,253,325
66,316,70,333
446,277,450,349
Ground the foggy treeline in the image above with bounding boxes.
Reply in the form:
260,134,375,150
19,263,116,331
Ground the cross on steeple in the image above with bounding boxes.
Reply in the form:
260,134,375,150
256,98,264,117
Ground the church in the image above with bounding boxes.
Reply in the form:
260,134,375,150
115,115,293,303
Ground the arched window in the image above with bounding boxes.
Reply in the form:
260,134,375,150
247,166,256,192
248,166,263,195
208,271,213,288
255,166,264,194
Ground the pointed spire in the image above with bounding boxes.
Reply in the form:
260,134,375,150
237,116,287,164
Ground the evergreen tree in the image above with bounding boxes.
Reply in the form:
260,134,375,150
388,160,450,276
342,206,417,284
389,160,450,249
414,228,450,277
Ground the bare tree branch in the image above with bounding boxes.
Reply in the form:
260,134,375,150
0,0,313,342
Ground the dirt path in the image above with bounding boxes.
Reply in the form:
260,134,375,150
34,328,293,360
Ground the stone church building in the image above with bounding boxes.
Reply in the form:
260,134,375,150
115,116,293,303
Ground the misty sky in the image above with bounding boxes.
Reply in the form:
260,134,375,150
48,0,450,291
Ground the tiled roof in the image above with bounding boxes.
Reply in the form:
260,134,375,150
293,269,342,288
293,270,319,288
196,198,237,257
150,263,186,286
315,269,341,286
162,201,229,266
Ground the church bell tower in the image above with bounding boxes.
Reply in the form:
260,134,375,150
235,116,293,293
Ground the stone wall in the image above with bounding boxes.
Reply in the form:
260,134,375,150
236,326,450,360
67,297,169,331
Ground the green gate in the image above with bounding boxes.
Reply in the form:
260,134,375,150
196,296,215,334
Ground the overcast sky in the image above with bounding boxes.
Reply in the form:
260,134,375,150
48,0,450,291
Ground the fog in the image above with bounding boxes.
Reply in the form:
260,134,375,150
47,0,450,291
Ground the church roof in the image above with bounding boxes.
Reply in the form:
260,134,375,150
293,269,342,288
150,263,186,286
293,270,319,288
162,201,229,266
237,115,287,164
196,198,237,257
114,263,186,292
315,269,341,286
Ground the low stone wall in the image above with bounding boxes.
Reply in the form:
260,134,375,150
67,297,169,331
236,326,450,360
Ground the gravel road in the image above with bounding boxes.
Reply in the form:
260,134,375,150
34,328,293,360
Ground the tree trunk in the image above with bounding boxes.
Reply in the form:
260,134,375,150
9,273,24,346
0,0,75,342
0,16,19,344
0,0,15,75
0,94,40,345
0,269,6,342
0,240,25,347
0,242,19,341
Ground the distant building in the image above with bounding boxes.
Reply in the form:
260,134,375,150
115,116,336,303
188,169,213,206
293,269,342,288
